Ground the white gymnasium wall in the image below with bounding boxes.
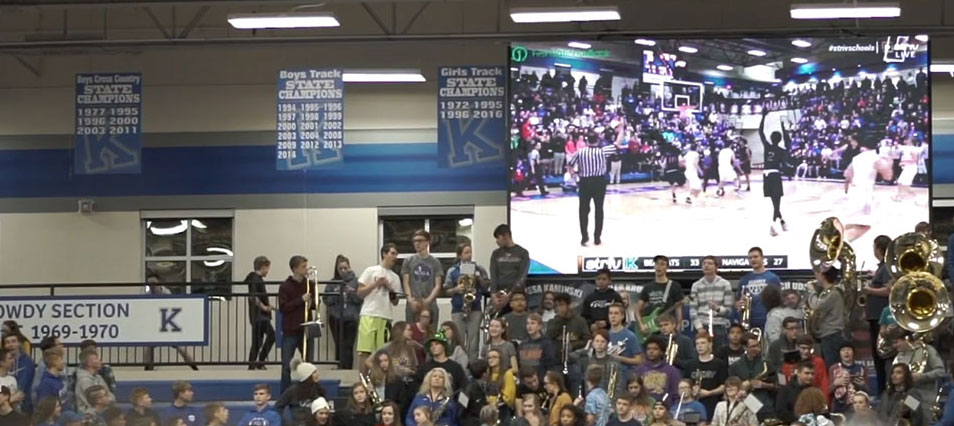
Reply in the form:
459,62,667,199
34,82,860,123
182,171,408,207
0,41,509,287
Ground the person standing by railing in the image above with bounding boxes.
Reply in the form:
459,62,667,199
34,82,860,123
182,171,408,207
246,256,275,371
324,255,362,370
279,255,315,394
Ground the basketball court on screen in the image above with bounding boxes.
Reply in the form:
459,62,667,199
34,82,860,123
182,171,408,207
511,172,928,274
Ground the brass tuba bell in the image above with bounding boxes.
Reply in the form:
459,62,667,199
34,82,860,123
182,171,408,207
807,217,858,327
887,233,950,348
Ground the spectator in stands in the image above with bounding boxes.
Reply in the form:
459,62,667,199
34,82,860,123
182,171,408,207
489,224,530,313
78,340,117,394
32,336,64,402
310,397,333,426
581,268,623,333
0,348,24,409
0,385,28,425
236,384,281,426
376,321,421,379
776,361,815,424
439,321,469,369
203,403,229,426
414,332,467,392
502,291,530,343
104,406,126,426
337,382,376,426
324,254,361,370
277,360,326,425
127,387,161,426
406,368,459,426
76,350,115,416
444,242,490,361
84,385,112,422
246,255,275,371
409,310,433,345
376,401,403,426
518,314,556,381
356,244,402,376
35,349,68,410
2,331,34,412
279,255,316,394
2,321,31,354
164,381,203,426
402,229,444,324
33,396,61,426
764,289,804,346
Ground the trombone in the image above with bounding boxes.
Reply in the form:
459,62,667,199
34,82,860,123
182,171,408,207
301,266,324,358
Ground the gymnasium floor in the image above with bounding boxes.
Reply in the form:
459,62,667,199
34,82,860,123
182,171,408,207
511,171,929,274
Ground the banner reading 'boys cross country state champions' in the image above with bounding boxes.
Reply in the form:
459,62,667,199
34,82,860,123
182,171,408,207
74,73,143,174
438,66,507,168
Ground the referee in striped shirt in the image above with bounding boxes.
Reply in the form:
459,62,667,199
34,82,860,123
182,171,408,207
568,119,626,246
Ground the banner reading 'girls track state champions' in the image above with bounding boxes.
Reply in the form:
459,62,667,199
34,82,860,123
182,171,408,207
276,69,345,170
438,66,507,168
74,73,143,174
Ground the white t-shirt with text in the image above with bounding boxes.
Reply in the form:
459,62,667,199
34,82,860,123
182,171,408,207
358,265,402,319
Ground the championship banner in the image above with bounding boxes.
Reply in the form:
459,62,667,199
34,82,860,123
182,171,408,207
74,73,143,174
276,69,344,170
0,295,209,346
437,65,506,168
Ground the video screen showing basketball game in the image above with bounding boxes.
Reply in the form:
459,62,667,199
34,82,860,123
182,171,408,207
509,37,930,274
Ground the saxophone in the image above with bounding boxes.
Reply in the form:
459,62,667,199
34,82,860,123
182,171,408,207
459,273,477,314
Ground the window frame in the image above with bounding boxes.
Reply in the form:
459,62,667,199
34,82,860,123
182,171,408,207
377,208,475,273
141,210,236,283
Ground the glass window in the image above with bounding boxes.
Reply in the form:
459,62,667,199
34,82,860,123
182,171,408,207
143,216,234,295
379,214,474,277
382,218,425,254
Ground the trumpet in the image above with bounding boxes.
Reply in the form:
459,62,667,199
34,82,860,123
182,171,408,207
606,362,619,400
740,289,752,331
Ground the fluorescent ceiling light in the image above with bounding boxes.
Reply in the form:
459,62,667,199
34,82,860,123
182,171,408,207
790,2,900,19
675,60,687,68
568,41,592,50
510,67,519,72
747,49,767,57
930,64,954,73
342,70,425,83
916,34,929,42
704,81,715,85
792,39,812,48
791,57,809,64
717,64,733,71
678,46,698,54
510,6,620,23
634,39,656,46
227,12,340,29
554,63,572,68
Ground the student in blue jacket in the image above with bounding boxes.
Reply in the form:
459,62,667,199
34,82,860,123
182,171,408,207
238,384,283,426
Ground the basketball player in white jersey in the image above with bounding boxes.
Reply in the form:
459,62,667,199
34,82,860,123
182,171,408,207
893,137,920,201
682,144,703,205
717,143,740,196
843,134,894,242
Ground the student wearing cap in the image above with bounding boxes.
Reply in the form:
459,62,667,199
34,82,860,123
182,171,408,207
0,385,28,426
311,397,333,426
414,332,467,392
276,360,327,425
163,381,203,426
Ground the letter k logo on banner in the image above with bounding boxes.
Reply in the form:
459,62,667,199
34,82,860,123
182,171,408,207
160,308,183,332
444,118,501,167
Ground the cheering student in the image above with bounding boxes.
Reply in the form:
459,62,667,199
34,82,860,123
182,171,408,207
688,256,734,349
634,336,680,406
710,377,758,426
687,332,726,418
279,255,315,393
828,344,866,414
728,333,776,421
356,244,402,375
403,230,444,323
245,256,275,371
634,255,684,339
581,268,623,333
736,247,781,333
567,119,626,246
758,107,791,236
406,368,459,426
489,224,530,314
235,384,281,426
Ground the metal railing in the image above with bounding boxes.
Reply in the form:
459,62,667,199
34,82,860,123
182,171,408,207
2,281,342,368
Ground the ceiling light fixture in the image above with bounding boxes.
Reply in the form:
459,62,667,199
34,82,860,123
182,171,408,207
634,39,656,46
227,12,340,29
717,65,733,71
791,39,812,48
790,2,900,19
342,70,426,83
568,41,592,49
791,57,809,64
930,64,954,73
510,6,621,23
678,46,698,54
747,49,767,57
